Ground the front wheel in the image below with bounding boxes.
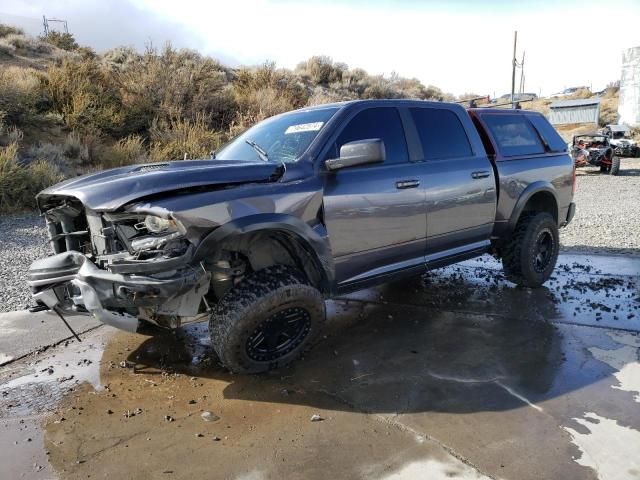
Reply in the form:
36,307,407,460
610,155,620,175
502,212,560,288
209,266,325,374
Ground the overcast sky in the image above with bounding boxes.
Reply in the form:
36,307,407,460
3,0,640,96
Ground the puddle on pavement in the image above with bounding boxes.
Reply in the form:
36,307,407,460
0,332,108,479
0,336,105,416
1,253,638,479
588,331,640,403
41,324,450,478
39,300,564,479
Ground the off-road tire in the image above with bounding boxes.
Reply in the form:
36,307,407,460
609,155,620,175
501,212,559,288
209,265,325,374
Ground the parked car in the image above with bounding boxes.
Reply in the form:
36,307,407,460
491,92,538,103
27,100,575,373
570,133,621,175
549,86,590,98
600,124,640,157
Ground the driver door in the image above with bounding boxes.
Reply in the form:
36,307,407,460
322,107,428,289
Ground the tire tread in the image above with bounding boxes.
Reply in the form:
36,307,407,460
210,265,324,374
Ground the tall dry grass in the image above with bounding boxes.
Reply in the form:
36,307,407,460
0,142,62,212
0,66,45,127
150,115,225,161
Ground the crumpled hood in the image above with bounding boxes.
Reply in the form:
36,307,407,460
37,160,283,211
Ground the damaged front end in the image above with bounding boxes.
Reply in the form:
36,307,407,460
28,196,211,332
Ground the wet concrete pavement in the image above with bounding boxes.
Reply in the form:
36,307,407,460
0,252,639,479
0,311,100,366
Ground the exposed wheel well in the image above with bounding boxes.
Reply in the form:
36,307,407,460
204,229,328,300
519,191,558,225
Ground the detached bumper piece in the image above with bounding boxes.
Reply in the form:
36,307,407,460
27,251,209,333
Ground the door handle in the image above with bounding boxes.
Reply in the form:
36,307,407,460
396,180,420,189
471,171,491,179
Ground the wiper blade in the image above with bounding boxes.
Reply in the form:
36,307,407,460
245,139,269,162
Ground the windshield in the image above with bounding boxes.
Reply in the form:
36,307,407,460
215,107,339,163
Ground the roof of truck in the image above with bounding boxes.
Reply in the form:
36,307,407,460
468,107,542,115
291,98,468,112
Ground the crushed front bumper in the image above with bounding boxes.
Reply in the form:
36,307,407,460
27,251,209,332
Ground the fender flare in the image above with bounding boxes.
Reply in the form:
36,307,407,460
507,181,559,231
192,213,335,293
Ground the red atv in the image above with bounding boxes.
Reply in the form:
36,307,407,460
571,134,620,175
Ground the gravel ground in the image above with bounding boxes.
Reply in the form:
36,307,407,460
561,156,640,255
0,158,638,312
0,213,49,312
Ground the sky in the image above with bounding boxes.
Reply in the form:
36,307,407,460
2,0,640,97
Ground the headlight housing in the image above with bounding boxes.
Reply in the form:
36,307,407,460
144,215,179,233
131,232,182,251
127,215,186,252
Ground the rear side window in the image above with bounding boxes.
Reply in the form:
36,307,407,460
335,107,409,164
528,114,568,152
482,114,545,157
410,108,473,159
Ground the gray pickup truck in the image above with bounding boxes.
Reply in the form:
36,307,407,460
27,100,575,373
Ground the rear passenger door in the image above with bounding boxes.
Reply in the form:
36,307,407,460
322,107,428,287
409,106,497,260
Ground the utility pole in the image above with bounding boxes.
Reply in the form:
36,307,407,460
519,51,526,94
511,31,518,107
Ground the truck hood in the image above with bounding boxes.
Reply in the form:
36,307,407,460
37,160,283,211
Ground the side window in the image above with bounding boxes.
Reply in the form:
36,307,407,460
410,108,473,160
482,114,545,157
335,108,409,164
528,114,568,152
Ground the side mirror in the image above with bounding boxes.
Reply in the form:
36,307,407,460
325,139,385,171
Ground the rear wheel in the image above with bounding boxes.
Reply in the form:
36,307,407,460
610,155,620,175
502,212,559,288
209,265,325,374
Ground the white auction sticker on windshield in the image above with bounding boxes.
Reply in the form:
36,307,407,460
285,122,324,134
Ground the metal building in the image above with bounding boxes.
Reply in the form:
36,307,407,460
548,98,601,125
619,46,640,126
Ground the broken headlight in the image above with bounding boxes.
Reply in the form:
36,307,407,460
100,212,190,258
129,215,186,252
144,215,179,233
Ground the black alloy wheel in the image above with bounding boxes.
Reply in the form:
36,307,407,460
533,229,554,273
246,307,312,362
